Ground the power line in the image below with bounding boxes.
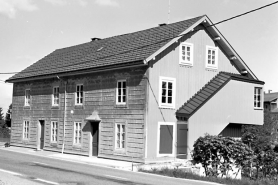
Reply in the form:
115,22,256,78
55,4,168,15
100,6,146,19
0,1,277,76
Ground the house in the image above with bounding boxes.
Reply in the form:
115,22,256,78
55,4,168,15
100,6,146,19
6,15,264,163
264,91,278,112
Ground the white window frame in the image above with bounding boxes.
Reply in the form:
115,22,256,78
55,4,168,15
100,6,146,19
159,76,176,109
51,121,58,143
116,80,127,105
75,84,83,105
157,122,176,157
23,120,30,139
115,123,126,150
205,45,218,69
25,89,31,106
254,87,263,109
73,122,82,145
52,86,59,106
179,42,194,66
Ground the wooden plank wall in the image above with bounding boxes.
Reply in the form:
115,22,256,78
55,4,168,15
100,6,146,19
10,66,148,162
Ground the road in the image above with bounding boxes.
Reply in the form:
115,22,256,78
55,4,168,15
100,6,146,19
0,149,219,185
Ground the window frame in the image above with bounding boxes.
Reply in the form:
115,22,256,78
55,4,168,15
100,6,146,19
205,45,218,69
158,76,176,109
25,89,31,106
115,123,126,150
23,120,30,140
75,84,84,105
51,121,58,143
52,86,60,106
73,122,82,145
254,87,263,109
179,42,194,66
157,122,176,157
116,80,127,105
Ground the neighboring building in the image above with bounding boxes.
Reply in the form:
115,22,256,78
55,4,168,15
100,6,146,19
264,91,278,112
6,15,264,163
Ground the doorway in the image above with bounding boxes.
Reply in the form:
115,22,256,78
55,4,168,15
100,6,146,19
177,124,188,159
91,123,99,156
38,120,45,150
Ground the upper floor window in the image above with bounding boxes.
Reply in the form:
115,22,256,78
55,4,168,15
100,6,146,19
74,122,82,144
25,89,31,106
180,42,193,66
53,87,59,106
23,120,30,139
51,121,58,143
116,80,127,105
206,46,218,69
254,87,262,109
76,85,83,105
159,76,176,109
115,123,126,149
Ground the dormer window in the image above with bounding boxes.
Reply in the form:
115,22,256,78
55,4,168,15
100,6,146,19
180,42,193,66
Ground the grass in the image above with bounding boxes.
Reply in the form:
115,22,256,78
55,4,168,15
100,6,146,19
138,167,278,185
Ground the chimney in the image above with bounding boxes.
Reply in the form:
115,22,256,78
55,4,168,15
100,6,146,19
159,23,167,27
240,69,248,76
91,38,101,41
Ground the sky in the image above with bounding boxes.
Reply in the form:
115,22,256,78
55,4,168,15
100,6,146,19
0,0,277,114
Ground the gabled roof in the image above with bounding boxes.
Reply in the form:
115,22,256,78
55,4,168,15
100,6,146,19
176,72,264,120
264,92,278,102
7,15,258,83
7,16,204,82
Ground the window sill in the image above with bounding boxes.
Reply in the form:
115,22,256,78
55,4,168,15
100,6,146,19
74,105,84,109
254,107,263,110
115,104,128,108
114,148,127,155
205,67,218,72
51,106,59,110
159,105,175,110
23,106,31,110
179,63,193,67
73,144,82,149
50,142,58,146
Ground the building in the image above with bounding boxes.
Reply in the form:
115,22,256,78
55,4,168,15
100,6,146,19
264,91,278,112
6,15,264,163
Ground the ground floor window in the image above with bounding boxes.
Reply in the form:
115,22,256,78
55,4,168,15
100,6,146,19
115,123,126,149
51,121,58,143
74,122,82,144
157,122,176,157
23,121,30,139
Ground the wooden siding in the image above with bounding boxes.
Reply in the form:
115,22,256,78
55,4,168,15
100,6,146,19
10,66,147,162
146,28,242,161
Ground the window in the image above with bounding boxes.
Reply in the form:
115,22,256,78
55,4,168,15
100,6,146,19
159,77,176,108
53,87,59,106
116,80,127,105
25,89,30,106
74,122,82,144
206,46,218,69
115,123,125,149
76,85,83,105
180,42,193,65
51,121,58,143
23,121,30,139
157,122,176,157
254,87,262,109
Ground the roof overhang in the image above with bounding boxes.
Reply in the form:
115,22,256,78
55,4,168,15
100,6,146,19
144,15,258,80
85,111,101,122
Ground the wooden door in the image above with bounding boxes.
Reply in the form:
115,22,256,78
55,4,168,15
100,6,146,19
177,124,188,159
40,121,45,149
92,123,99,156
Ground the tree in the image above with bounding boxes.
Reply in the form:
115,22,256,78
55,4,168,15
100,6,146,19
0,107,4,128
5,104,12,127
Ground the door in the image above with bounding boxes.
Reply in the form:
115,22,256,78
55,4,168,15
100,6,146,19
92,123,99,156
159,125,173,154
177,124,188,159
39,120,45,149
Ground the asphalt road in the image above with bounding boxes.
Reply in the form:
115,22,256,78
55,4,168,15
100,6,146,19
0,149,219,185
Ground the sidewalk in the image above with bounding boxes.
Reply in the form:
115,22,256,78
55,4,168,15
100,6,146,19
0,143,139,171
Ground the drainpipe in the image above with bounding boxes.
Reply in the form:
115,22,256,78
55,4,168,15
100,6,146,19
57,76,67,154
62,81,67,154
